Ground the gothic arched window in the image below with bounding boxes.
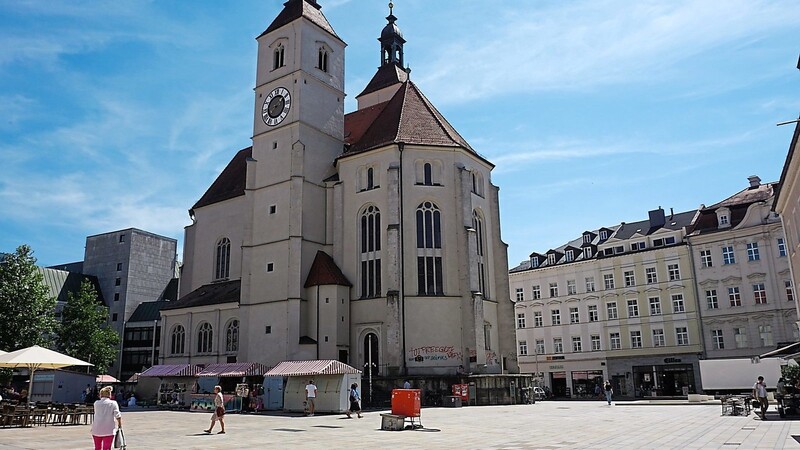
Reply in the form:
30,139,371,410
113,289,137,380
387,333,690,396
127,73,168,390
197,322,213,354
423,163,433,186
366,167,374,190
360,205,382,298
170,325,185,355
225,319,239,353
318,47,328,72
273,44,285,69
215,237,231,280
416,202,443,295
473,210,488,299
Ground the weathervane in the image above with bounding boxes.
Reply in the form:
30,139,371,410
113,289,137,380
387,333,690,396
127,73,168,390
389,1,393,15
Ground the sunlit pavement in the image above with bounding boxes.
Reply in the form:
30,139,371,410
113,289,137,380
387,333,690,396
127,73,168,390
1,401,799,449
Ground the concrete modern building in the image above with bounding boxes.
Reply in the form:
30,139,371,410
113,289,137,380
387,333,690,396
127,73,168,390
510,207,703,398
159,0,516,385
82,228,178,377
687,177,797,360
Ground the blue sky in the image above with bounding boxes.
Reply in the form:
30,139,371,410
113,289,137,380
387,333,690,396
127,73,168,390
1,0,799,269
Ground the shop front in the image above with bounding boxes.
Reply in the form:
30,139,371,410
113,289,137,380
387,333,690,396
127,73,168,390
542,357,606,399
607,354,700,399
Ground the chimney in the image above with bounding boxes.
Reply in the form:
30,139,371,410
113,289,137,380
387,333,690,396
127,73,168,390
748,175,761,189
648,207,665,228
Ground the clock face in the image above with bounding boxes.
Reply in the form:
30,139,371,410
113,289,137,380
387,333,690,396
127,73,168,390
262,87,292,126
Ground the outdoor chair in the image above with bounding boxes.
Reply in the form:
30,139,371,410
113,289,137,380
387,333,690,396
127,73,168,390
30,405,49,426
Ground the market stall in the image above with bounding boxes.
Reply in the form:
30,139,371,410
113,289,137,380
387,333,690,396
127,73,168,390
265,360,361,414
192,362,271,413
139,364,200,408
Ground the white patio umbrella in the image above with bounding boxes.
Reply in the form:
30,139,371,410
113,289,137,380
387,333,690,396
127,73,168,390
0,345,92,403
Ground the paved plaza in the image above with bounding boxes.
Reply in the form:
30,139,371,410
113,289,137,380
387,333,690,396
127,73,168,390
2,401,800,449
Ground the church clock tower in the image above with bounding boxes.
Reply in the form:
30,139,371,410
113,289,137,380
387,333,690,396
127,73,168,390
240,0,346,363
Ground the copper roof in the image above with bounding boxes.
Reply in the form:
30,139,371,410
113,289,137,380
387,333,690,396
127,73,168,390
192,147,251,210
344,81,475,155
258,0,340,41
304,250,352,288
265,359,361,377
162,279,240,311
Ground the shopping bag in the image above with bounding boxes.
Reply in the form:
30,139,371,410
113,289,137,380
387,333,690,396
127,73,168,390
113,428,126,449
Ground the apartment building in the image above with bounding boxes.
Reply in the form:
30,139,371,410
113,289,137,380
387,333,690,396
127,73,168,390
510,208,703,398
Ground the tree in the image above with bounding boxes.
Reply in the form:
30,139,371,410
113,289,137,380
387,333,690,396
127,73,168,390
58,280,120,374
0,245,56,351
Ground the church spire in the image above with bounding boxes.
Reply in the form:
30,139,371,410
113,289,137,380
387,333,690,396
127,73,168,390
380,1,405,68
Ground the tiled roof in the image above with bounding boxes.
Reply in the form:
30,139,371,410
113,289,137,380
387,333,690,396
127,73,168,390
161,279,240,311
265,360,361,377
611,210,695,241
140,364,200,377
356,64,409,98
690,182,776,234
304,251,352,288
343,81,475,155
197,362,272,377
192,147,251,210
259,0,340,41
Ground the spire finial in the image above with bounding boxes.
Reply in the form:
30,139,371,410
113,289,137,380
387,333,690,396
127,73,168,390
389,1,393,15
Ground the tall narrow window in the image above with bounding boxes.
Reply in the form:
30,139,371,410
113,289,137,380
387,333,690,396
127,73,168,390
366,168,374,190
215,237,231,280
360,206,382,298
170,325,185,355
197,323,213,354
423,163,433,186
747,242,760,261
778,238,787,257
473,210,488,298
273,44,285,69
484,322,492,351
225,319,239,353
416,202,443,295
317,47,328,72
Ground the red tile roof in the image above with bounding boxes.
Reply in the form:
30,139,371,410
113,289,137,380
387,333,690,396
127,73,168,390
265,360,361,377
344,81,475,155
304,251,352,288
192,147,251,210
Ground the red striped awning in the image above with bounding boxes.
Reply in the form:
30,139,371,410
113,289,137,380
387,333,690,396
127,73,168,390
265,360,361,377
140,364,199,377
197,362,272,377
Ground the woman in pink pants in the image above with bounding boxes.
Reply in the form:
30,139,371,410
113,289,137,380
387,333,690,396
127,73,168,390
91,386,123,450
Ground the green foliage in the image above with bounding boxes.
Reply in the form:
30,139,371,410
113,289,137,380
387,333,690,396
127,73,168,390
58,280,120,374
781,364,800,384
0,245,56,351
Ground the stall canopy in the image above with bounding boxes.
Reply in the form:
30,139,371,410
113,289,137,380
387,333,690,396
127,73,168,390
96,374,119,383
197,362,272,377
140,364,199,377
266,360,361,377
0,345,92,402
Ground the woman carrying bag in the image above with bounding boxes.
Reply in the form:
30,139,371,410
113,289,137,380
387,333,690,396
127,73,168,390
91,386,123,450
204,385,226,434
345,383,363,418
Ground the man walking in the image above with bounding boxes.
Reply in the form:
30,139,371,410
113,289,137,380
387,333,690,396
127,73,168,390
305,380,317,416
604,380,613,405
753,376,768,420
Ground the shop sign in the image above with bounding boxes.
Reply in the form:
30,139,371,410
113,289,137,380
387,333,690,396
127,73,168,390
546,355,565,361
664,357,682,363
549,365,564,370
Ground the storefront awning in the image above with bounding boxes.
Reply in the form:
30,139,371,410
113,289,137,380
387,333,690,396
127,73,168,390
197,362,272,377
140,364,199,377
759,342,800,359
265,360,361,377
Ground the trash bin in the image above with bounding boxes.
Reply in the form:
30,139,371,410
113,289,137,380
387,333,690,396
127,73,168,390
443,395,462,407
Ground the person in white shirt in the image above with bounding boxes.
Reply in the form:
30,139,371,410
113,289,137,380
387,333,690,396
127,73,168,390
204,385,226,434
305,380,318,416
753,376,768,420
91,386,122,450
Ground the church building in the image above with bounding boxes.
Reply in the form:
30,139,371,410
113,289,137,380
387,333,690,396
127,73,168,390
159,0,517,379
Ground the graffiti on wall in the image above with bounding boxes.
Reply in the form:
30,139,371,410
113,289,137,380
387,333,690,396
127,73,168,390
407,345,463,362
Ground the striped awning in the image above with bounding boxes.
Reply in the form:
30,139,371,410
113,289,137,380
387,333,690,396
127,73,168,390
265,360,361,377
197,362,272,377
140,364,199,377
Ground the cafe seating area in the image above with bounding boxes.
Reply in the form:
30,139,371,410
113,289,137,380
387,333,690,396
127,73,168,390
720,395,752,416
1,402,94,428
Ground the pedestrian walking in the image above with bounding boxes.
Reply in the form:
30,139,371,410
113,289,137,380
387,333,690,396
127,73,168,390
91,386,122,450
305,380,317,416
604,380,613,405
204,385,226,434
346,383,363,418
753,376,768,420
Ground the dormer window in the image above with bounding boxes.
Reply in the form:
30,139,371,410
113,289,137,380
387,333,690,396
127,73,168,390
719,215,729,225
565,250,574,262
547,254,556,265
716,207,731,228
317,47,329,72
583,234,591,244
273,44,285,70
531,257,539,268
583,248,592,259
599,230,608,240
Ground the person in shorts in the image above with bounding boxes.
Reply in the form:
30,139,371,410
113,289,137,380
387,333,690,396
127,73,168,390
305,380,317,416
